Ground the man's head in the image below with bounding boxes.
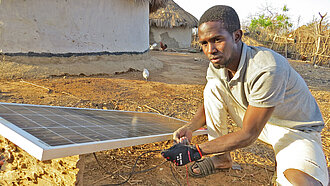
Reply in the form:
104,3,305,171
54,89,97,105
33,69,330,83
198,5,242,69
199,5,240,34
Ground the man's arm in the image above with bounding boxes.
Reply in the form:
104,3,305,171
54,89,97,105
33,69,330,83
173,105,206,143
187,104,207,131
199,105,274,154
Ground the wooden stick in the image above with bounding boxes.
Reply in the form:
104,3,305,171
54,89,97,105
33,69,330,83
60,91,82,100
324,117,330,125
143,105,163,114
20,79,53,93
20,79,83,100
313,54,330,58
119,175,132,185
91,174,113,185
170,164,185,180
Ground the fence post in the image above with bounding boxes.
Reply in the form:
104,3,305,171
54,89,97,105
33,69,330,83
270,34,277,49
285,38,288,58
313,12,327,65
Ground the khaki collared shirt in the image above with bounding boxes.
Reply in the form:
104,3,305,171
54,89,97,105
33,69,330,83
206,43,324,131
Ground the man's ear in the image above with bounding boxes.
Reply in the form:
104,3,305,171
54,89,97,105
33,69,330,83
233,30,242,43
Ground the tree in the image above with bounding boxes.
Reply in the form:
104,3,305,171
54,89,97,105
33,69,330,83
249,5,293,36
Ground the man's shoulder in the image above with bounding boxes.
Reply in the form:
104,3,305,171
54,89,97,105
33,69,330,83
245,44,289,71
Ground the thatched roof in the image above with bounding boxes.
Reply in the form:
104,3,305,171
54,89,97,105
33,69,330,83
149,0,198,28
132,0,168,13
149,0,168,13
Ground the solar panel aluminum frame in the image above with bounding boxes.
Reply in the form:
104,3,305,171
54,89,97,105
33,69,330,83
0,103,207,161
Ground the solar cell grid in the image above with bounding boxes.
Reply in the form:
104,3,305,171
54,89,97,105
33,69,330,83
0,102,205,160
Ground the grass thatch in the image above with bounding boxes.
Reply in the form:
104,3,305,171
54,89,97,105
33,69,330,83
149,0,198,28
149,0,168,13
131,0,168,13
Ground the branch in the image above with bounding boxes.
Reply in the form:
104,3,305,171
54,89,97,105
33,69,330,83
318,12,327,33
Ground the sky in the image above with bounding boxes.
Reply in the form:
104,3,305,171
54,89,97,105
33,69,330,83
173,0,330,28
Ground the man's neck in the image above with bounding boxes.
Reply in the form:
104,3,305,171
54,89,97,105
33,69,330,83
227,70,234,80
226,42,243,79
227,69,235,80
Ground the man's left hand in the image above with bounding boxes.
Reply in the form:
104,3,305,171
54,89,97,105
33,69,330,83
161,143,203,166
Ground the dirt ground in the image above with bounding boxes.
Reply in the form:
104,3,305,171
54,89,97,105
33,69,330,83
0,50,329,185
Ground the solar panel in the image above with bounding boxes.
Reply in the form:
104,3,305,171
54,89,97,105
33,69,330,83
0,102,206,160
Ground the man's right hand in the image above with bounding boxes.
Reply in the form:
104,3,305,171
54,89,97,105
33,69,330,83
173,125,193,144
173,105,206,144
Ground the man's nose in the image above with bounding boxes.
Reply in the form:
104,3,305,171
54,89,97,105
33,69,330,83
207,43,217,54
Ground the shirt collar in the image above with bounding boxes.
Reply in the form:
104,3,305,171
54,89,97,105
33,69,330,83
230,43,247,81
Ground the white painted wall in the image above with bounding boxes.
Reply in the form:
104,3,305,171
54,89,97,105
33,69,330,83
0,0,149,53
150,27,192,48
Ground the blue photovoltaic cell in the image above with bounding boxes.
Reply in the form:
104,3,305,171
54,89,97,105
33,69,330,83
0,103,186,147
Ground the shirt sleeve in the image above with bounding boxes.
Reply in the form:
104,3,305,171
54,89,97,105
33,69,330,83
248,66,287,107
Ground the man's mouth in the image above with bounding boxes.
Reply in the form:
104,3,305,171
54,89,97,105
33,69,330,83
210,57,221,63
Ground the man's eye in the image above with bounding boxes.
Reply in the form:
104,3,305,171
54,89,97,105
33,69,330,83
215,38,222,43
201,42,207,46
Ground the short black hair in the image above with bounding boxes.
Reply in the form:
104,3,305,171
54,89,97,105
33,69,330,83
199,5,240,33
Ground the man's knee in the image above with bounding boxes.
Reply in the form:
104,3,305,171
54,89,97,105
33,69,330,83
283,168,322,186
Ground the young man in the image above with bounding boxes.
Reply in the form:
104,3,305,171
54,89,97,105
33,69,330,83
161,5,328,186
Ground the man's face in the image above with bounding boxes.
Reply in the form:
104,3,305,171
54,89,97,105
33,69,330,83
198,21,236,69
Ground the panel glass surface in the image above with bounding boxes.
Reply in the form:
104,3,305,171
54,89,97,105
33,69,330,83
0,103,186,147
